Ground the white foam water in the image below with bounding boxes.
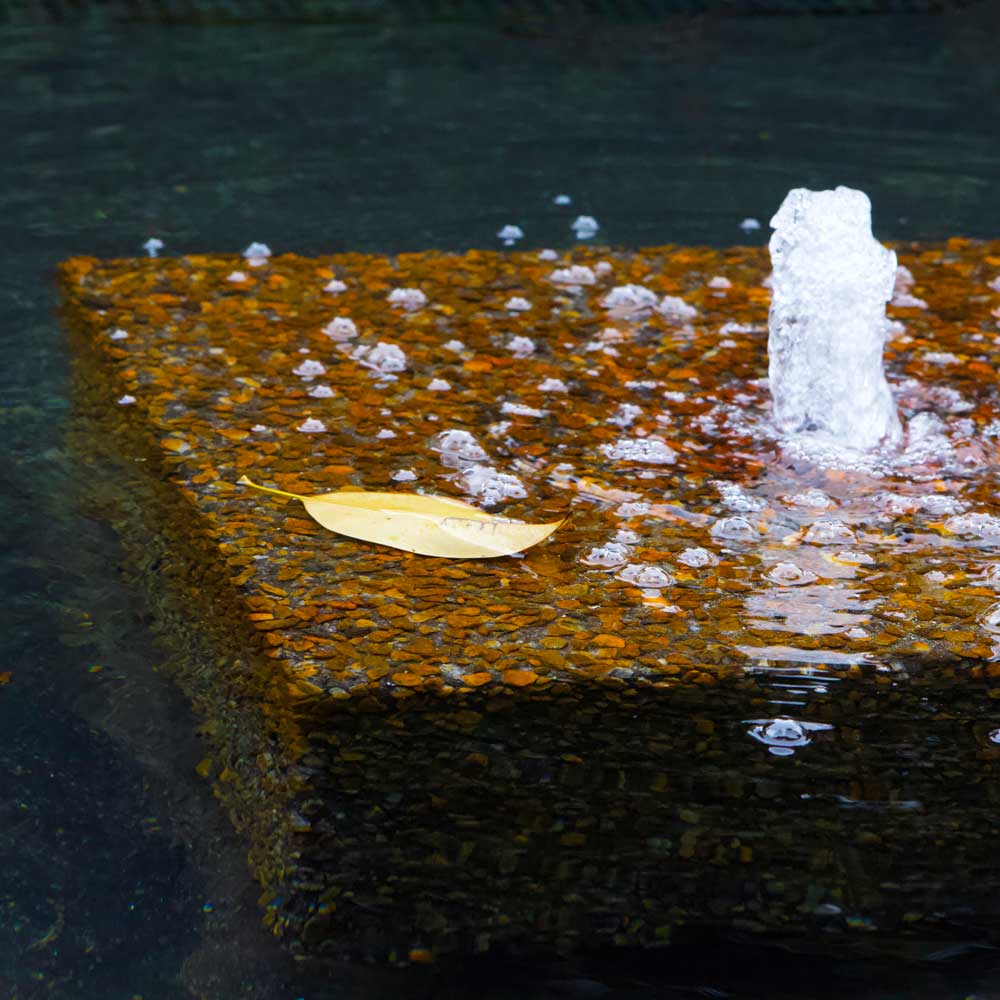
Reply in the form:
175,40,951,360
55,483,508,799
768,186,901,455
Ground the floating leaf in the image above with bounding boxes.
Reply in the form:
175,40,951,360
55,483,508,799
237,476,564,559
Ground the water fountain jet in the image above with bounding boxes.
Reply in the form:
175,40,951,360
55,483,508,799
768,186,901,454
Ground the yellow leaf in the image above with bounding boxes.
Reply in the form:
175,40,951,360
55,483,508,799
237,476,564,559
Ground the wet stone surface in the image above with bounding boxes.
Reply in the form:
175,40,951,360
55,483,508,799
59,240,1000,961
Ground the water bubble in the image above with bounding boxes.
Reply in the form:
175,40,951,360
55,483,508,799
710,516,758,541
387,287,427,311
550,265,596,285
784,488,834,509
677,547,718,568
746,716,833,756
891,291,928,309
609,403,642,428
716,482,765,513
804,521,856,545
293,359,326,379
501,402,547,418
657,295,697,322
831,549,874,566
617,564,674,589
616,501,651,518
765,562,818,586
457,466,526,506
600,284,658,314
354,342,408,374
538,378,568,393
922,351,960,365
581,542,632,568
243,241,271,266
720,321,760,336
297,418,326,433
917,494,965,516
602,436,676,465
323,317,358,341
430,429,489,464
981,602,1000,635
944,513,1000,540
507,335,536,358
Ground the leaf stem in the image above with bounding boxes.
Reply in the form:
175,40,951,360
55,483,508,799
237,475,303,502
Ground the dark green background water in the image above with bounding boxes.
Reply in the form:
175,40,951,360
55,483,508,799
3,6,1000,997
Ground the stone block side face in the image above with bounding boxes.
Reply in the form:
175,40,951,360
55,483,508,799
63,293,309,936
58,241,1000,960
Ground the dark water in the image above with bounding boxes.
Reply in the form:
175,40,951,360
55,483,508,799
3,7,1000,997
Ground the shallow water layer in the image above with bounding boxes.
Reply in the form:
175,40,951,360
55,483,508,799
57,237,1000,978
5,7,1000,998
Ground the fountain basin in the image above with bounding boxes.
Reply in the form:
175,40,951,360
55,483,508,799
59,240,1000,961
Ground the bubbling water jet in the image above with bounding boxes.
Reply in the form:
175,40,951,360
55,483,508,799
768,186,901,454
